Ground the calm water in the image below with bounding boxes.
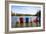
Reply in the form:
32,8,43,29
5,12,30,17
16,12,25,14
11,16,39,28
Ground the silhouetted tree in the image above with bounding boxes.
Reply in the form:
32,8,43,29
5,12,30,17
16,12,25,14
11,11,15,16
35,10,41,26
35,10,41,17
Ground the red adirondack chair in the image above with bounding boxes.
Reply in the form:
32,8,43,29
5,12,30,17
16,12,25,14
19,16,24,27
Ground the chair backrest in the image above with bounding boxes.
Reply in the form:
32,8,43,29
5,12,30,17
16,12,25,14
19,17,24,23
25,17,29,23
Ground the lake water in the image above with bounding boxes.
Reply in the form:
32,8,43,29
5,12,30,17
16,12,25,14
11,16,39,28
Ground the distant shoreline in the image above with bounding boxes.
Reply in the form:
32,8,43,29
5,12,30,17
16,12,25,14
11,14,37,16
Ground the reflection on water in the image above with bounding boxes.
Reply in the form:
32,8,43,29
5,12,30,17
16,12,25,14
11,16,41,28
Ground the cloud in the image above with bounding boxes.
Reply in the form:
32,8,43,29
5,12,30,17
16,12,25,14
11,6,41,15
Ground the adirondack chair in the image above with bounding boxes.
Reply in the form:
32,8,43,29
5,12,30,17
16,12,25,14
19,16,24,27
33,17,39,26
25,17,29,27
